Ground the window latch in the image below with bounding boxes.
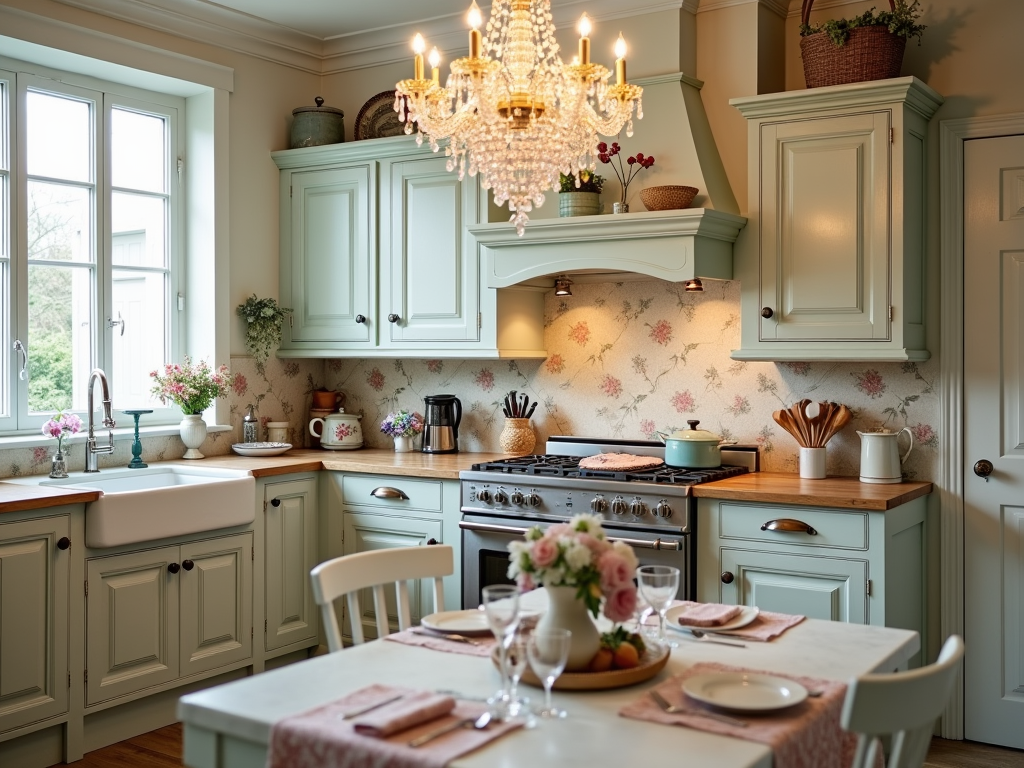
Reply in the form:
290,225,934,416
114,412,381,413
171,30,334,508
107,312,125,337
13,340,28,380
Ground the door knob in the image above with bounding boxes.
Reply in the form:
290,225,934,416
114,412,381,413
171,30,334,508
57,537,71,550
182,559,195,571
355,314,366,324
168,562,180,574
721,571,734,584
974,459,994,479
426,538,438,545
387,314,400,324
761,307,774,319
271,498,281,507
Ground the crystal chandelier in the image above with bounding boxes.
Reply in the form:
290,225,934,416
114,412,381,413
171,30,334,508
396,0,643,235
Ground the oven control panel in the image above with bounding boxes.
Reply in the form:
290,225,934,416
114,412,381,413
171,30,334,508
462,482,690,532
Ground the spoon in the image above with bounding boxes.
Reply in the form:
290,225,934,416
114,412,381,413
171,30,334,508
408,711,492,747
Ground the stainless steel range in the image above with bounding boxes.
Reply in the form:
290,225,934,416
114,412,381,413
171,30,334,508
460,437,758,608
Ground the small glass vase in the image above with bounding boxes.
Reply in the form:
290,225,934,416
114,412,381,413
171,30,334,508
49,448,69,479
393,435,414,453
535,585,601,672
613,201,629,214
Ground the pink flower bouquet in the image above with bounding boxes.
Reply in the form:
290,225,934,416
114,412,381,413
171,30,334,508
42,411,82,453
150,356,230,414
507,513,639,624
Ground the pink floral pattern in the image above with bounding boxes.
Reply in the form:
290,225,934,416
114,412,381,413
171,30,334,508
425,360,444,374
231,373,248,396
568,321,591,346
334,423,354,440
853,369,887,399
911,423,938,448
366,367,386,391
545,354,565,374
647,319,673,346
600,375,623,398
474,369,495,391
671,390,696,413
639,419,656,438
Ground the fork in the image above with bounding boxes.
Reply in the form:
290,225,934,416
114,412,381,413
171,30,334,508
411,628,483,645
670,626,747,648
649,689,748,728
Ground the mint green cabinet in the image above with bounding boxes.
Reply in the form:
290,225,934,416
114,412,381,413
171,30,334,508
263,477,318,654
698,496,927,664
0,514,70,734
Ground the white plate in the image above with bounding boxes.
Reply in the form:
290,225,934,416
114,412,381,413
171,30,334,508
682,672,808,712
666,603,760,632
420,609,494,636
231,442,292,457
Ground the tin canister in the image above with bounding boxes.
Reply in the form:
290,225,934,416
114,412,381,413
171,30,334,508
290,97,345,149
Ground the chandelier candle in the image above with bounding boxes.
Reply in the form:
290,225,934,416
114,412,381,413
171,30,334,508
396,0,643,235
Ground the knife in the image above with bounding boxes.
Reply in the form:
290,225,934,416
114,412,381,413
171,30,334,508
411,628,483,645
668,625,747,647
341,692,405,719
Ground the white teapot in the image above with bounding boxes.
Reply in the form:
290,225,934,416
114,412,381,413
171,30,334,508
857,427,913,484
309,408,363,450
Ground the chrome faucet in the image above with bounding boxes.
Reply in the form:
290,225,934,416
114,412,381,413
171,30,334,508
85,368,116,473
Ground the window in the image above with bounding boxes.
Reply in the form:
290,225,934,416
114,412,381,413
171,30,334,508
0,66,183,433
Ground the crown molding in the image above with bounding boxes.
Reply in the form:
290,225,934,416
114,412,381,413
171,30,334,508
786,0,863,17
697,0,788,18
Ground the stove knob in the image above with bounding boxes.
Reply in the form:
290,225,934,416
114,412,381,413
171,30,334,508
476,489,492,504
655,501,673,518
526,492,541,508
611,497,628,515
590,496,608,513
630,499,648,517
510,490,525,506
494,489,508,504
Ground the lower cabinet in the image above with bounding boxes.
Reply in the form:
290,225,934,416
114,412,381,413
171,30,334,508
0,514,70,734
85,532,252,706
263,477,318,653
698,496,927,663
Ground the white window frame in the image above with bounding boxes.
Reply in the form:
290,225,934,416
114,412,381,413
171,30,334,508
0,61,185,434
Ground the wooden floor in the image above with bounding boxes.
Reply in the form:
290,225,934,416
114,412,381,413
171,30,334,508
54,725,1024,767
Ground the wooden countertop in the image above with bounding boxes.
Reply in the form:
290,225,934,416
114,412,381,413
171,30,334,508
692,472,933,511
0,484,101,514
196,449,512,479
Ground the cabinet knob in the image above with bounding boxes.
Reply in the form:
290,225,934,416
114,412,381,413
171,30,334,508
761,518,817,535
271,498,281,507
182,559,195,571
387,313,400,324
57,536,71,550
761,307,774,319
721,571,734,584
168,562,180,574
355,314,366,324
974,459,994,478
426,538,438,545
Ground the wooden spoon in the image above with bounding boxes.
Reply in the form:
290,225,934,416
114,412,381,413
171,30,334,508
773,409,807,447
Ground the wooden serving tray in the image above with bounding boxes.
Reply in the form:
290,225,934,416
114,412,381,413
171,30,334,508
494,644,670,691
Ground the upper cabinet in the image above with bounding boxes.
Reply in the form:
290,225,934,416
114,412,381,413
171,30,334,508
273,136,545,359
730,77,943,361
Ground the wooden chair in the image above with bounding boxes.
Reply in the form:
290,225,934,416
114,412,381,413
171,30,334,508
841,635,965,768
310,545,454,652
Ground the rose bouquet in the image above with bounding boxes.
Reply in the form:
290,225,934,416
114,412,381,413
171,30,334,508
379,410,424,439
42,411,83,454
598,141,655,205
150,356,230,414
508,513,639,623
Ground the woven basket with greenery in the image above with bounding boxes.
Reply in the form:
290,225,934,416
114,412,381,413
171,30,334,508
799,0,925,89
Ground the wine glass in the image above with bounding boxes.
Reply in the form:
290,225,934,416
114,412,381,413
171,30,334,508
636,565,680,645
505,632,534,723
481,585,520,717
526,629,572,719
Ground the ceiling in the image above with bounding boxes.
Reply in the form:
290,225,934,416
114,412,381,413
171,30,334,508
206,0,585,40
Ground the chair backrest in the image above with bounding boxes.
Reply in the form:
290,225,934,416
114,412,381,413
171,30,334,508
310,545,454,652
841,635,964,768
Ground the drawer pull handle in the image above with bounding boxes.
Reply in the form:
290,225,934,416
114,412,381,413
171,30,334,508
182,559,195,571
761,518,817,535
371,486,410,500
168,562,180,574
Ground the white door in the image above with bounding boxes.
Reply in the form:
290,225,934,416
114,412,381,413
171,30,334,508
963,133,1024,748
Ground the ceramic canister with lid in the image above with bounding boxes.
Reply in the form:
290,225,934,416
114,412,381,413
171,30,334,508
290,97,345,149
309,408,363,450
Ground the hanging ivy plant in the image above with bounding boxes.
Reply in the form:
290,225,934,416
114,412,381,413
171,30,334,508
800,1,926,47
236,295,292,368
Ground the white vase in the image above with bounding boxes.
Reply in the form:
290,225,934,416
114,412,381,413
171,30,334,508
536,585,601,672
179,414,207,459
394,435,414,453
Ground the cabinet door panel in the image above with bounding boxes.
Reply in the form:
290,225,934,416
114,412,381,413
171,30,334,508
265,480,318,652
288,165,374,344
180,533,252,677
87,547,179,705
760,111,890,341
341,512,442,641
385,156,479,343
720,548,867,623
0,516,69,732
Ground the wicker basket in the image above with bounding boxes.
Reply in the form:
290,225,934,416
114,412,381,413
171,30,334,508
800,0,906,88
639,185,698,211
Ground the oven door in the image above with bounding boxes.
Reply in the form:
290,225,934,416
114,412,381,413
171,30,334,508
460,513,691,609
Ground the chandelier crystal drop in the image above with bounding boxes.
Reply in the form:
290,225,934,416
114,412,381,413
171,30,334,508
396,0,643,235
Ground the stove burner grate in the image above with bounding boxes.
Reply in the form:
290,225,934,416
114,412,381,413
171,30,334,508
576,465,749,484
470,455,582,476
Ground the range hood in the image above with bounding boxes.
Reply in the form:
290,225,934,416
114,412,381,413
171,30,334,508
468,72,746,289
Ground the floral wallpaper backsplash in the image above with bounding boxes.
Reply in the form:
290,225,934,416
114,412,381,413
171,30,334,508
0,280,939,482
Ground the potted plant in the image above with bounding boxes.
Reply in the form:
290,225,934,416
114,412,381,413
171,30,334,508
236,294,291,370
150,356,230,459
379,409,424,453
799,0,926,88
558,170,605,217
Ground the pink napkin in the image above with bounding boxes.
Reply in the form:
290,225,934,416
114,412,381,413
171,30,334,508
268,684,522,768
351,691,455,737
620,663,864,768
383,629,496,657
675,601,742,627
722,610,805,642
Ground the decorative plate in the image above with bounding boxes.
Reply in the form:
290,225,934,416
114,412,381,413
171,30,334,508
231,442,292,457
682,672,808,712
493,643,671,691
354,91,413,141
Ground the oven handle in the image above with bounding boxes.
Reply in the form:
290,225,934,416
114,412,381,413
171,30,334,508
458,521,682,551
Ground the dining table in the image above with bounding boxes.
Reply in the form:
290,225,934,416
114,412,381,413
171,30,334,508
177,590,919,768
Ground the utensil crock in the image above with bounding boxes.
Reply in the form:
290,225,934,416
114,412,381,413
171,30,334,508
857,427,913,484
656,420,723,468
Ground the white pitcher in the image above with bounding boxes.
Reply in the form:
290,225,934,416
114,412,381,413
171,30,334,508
857,428,913,484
